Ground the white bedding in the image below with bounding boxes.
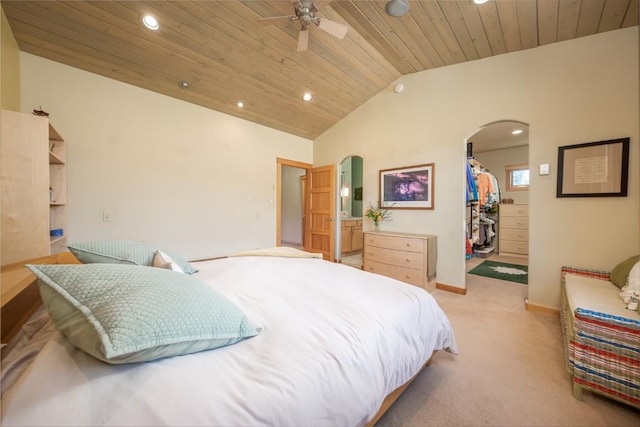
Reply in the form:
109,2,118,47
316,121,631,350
1,255,457,427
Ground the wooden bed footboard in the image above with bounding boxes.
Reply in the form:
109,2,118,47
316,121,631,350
1,252,80,346
365,352,436,427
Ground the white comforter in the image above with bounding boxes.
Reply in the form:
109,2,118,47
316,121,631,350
2,255,457,427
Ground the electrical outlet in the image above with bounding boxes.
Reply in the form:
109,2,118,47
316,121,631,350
103,211,112,222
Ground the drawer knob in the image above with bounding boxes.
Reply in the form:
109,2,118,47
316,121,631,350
406,243,410,247
406,259,411,263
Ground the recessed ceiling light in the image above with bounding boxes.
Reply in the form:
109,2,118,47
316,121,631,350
141,14,160,31
179,80,189,89
302,92,313,102
512,129,523,135
237,101,244,108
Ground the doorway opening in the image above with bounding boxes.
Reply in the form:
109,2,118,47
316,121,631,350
464,121,529,288
338,155,364,268
277,158,311,250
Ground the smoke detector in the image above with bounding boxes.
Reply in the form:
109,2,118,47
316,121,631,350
385,0,409,17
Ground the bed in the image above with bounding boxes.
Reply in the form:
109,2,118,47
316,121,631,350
1,245,457,426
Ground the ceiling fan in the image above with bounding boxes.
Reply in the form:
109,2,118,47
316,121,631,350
258,0,348,52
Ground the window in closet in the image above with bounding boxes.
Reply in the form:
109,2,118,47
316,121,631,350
505,163,529,191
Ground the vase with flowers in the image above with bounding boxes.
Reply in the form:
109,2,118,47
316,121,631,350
365,202,392,231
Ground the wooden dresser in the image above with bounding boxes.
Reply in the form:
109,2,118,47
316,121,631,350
363,231,437,292
498,204,529,257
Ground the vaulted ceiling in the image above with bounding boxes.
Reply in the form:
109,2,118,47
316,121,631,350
3,0,638,139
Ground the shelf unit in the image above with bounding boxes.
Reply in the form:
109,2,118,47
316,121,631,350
0,110,67,265
48,124,67,254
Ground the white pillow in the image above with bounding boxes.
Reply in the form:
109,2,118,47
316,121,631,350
153,250,185,273
619,261,640,304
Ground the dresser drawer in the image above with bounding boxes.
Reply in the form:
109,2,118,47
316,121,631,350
499,228,529,242
499,204,528,217
364,260,423,287
500,240,529,255
364,245,424,270
364,233,424,253
500,216,529,229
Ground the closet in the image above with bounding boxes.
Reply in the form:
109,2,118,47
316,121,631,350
465,157,499,259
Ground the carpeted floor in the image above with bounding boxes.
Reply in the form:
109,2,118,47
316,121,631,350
375,258,640,426
467,260,528,284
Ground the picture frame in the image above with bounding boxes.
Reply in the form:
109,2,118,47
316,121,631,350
556,137,629,198
379,163,434,210
353,187,363,201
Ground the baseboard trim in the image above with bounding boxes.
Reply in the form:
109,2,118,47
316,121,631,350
436,283,467,295
524,298,559,316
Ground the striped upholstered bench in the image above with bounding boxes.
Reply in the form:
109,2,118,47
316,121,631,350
560,266,640,409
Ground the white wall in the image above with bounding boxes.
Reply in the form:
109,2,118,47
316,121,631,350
314,28,639,309
1,8,20,111
476,145,529,205
20,53,313,261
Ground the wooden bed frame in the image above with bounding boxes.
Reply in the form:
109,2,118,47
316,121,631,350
1,251,80,348
1,252,434,425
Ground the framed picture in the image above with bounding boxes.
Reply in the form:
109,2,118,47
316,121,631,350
379,163,435,210
557,137,629,198
353,187,363,201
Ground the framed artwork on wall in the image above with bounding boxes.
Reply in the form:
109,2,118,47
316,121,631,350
556,137,629,197
379,163,435,210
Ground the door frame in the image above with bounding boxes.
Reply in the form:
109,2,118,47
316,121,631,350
276,158,312,248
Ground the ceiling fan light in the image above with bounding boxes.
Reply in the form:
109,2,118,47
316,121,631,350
385,0,409,17
237,101,244,108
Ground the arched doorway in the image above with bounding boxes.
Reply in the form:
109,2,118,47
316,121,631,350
338,155,364,267
464,120,530,290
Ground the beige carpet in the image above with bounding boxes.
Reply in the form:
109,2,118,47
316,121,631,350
376,257,640,426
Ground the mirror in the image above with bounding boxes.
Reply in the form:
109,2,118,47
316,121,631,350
339,156,364,267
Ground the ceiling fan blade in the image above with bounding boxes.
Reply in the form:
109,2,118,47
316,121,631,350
317,18,348,39
297,29,309,51
258,16,293,26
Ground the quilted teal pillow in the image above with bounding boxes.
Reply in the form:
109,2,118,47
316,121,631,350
26,264,262,364
67,240,198,274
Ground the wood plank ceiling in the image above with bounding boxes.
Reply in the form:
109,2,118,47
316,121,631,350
3,0,638,140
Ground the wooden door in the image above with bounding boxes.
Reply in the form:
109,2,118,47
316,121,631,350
305,165,335,261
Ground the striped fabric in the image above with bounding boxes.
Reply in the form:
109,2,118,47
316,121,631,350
561,266,610,281
560,266,640,409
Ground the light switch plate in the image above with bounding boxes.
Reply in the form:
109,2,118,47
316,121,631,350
539,163,550,175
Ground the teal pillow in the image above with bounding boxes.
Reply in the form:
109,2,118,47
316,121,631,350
67,240,198,274
26,264,262,364
610,255,640,289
